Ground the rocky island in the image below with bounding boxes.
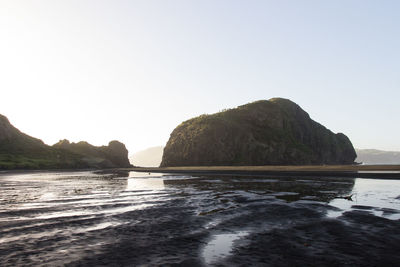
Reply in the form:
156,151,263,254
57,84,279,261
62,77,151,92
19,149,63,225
161,98,357,167
0,114,131,170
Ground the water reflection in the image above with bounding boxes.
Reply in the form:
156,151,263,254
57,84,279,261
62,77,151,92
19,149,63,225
0,171,399,266
126,178,165,191
0,171,129,207
328,178,400,219
202,231,249,265
164,176,355,203
0,171,170,257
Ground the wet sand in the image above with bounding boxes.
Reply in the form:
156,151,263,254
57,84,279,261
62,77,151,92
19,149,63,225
131,164,400,172
129,165,400,179
0,171,399,266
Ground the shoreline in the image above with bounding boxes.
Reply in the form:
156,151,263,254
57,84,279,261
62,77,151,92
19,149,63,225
2,165,400,179
126,165,400,179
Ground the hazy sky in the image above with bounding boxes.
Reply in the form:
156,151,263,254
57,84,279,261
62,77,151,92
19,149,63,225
1,0,399,153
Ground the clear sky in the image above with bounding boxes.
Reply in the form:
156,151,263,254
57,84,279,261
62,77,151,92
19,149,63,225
1,0,399,154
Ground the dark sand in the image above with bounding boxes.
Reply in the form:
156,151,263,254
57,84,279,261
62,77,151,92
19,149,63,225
0,171,399,266
128,164,400,179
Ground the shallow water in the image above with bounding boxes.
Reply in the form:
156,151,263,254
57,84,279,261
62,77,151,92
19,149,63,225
0,171,399,266
202,231,249,265
328,178,400,219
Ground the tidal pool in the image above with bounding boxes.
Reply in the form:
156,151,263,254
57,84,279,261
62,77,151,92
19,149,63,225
0,171,399,266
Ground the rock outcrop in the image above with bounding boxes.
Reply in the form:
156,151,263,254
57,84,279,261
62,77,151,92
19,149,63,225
0,114,67,169
0,114,131,169
161,98,357,167
0,114,47,150
53,139,131,168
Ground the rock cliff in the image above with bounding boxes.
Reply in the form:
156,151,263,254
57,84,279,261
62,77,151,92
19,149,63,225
53,139,131,168
0,114,131,169
160,98,357,167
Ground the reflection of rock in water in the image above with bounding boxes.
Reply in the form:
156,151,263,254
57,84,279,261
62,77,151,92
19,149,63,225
125,178,165,191
328,178,400,219
164,176,355,203
0,171,130,205
94,170,130,178
54,171,129,196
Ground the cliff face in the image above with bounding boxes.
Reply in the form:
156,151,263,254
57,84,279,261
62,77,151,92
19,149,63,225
0,114,47,152
103,141,131,167
0,114,66,169
0,114,17,140
161,98,357,167
0,114,131,169
53,140,131,168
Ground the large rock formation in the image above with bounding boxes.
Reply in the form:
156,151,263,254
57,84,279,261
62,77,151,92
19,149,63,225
161,98,357,167
0,114,71,169
0,114,47,152
53,139,131,168
0,114,131,169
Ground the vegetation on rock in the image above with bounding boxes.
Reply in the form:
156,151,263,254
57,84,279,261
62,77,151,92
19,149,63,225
161,98,357,167
0,114,131,170
53,139,131,168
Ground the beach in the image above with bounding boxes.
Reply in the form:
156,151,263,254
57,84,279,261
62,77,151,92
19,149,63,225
128,164,400,179
0,170,399,266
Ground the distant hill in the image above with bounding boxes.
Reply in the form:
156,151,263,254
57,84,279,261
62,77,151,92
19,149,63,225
130,146,164,167
356,149,400,165
0,114,131,170
161,98,357,167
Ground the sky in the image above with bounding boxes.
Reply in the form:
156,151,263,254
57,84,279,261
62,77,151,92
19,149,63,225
1,0,399,154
